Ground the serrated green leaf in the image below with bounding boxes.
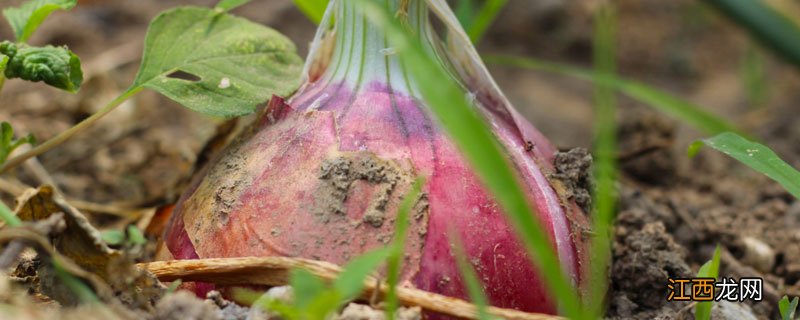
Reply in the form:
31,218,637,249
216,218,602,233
133,7,303,117
779,295,799,320
694,246,721,320
215,0,252,12
2,0,77,43
333,247,390,302
691,132,800,199
0,41,83,92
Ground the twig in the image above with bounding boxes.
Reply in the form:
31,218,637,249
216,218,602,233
139,257,565,320
0,241,26,269
0,87,143,175
0,213,65,269
0,178,138,216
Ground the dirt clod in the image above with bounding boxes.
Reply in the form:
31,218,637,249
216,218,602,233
610,219,691,315
617,111,675,185
315,152,412,228
551,148,592,213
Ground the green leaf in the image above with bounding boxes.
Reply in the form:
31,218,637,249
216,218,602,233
0,121,36,166
288,269,341,319
485,55,740,135
291,0,328,24
454,0,475,31
0,54,8,73
452,237,491,320
232,288,300,320
689,132,800,199
289,269,326,310
52,259,99,304
0,201,22,227
707,0,800,69
333,247,390,302
356,1,582,318
385,178,424,320
587,3,618,318
132,7,303,117
694,246,721,320
126,225,147,245
779,295,799,320
741,43,767,108
100,230,125,246
215,0,252,12
2,0,77,43
0,41,83,92
166,279,182,293
467,0,507,43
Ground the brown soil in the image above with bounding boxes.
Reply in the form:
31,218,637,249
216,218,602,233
1,0,800,319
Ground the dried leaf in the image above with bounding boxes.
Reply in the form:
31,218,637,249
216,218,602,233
13,185,118,276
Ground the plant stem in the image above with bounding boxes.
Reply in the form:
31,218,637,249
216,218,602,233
587,3,618,318
0,86,143,175
0,201,21,227
0,76,6,97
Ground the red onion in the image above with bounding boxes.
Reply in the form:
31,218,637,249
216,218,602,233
162,0,589,315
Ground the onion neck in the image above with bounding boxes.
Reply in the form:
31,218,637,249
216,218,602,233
319,0,440,96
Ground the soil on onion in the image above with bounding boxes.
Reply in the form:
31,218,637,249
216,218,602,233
1,0,799,319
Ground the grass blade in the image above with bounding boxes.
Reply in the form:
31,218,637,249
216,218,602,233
586,3,617,318
356,1,581,317
289,269,326,310
689,132,800,199
706,0,800,68
694,246,721,320
741,43,768,108
485,55,740,135
779,295,799,320
451,234,492,320
454,0,475,31
0,201,22,227
467,0,508,43
385,178,425,320
333,247,391,302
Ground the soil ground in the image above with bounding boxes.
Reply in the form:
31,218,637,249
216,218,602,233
1,0,800,319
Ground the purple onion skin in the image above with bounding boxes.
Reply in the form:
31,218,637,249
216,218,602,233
161,0,590,315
